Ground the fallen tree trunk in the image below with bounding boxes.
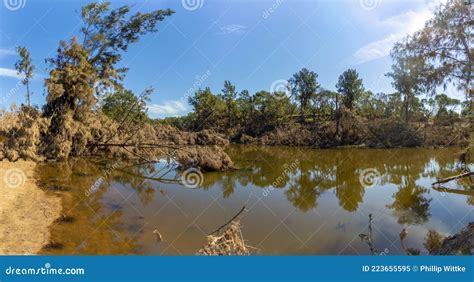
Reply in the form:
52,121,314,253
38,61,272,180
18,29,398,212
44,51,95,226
432,171,473,187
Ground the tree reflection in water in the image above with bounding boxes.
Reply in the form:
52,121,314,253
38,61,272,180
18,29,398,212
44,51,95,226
35,145,471,254
387,185,431,225
216,146,471,217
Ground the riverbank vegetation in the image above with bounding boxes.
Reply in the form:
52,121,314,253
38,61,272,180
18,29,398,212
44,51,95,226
0,2,233,171
0,0,471,166
159,0,472,148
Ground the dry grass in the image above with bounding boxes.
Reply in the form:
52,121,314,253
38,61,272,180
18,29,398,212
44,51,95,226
196,221,250,256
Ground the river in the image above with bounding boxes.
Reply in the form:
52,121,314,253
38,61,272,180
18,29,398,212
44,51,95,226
37,145,473,255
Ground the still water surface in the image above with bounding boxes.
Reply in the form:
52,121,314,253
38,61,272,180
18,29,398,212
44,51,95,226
38,145,473,255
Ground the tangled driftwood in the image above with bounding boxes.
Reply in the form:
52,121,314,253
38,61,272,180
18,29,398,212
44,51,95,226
196,221,249,256
196,206,250,255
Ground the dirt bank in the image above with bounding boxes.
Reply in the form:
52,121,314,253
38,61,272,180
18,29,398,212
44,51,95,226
0,160,61,254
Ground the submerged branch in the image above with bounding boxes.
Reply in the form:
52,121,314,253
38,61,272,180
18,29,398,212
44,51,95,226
209,206,246,236
358,214,378,255
432,171,473,187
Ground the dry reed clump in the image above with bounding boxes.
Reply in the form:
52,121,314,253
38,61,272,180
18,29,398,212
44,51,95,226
0,110,50,161
174,145,234,171
196,221,249,255
254,108,368,147
337,107,369,145
367,120,422,148
153,125,229,146
258,123,313,146
0,110,234,171
422,122,471,147
40,111,118,160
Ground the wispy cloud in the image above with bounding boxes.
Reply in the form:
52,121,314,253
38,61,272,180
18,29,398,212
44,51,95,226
353,0,445,64
0,48,16,58
217,24,247,35
148,100,188,117
0,67,22,79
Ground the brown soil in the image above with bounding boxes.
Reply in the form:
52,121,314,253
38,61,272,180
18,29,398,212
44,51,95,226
0,160,61,254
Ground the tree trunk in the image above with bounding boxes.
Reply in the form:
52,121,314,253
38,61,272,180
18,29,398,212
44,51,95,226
335,94,340,137
26,80,30,107
404,92,410,123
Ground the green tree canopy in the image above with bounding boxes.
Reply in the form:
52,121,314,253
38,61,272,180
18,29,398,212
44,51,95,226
288,68,320,116
80,2,174,92
336,68,364,111
102,89,151,124
386,53,424,122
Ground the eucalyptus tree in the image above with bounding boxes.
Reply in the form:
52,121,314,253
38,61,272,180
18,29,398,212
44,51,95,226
336,68,364,111
386,52,424,123
288,68,320,118
14,46,34,107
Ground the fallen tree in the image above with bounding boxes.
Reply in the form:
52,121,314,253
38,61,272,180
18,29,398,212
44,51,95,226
432,171,474,187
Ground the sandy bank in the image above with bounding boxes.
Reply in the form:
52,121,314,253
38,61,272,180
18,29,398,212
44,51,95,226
0,160,61,254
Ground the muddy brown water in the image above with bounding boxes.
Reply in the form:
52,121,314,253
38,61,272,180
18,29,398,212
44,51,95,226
37,145,473,255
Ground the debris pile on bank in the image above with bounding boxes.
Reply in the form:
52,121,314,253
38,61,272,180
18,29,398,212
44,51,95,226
0,109,234,171
196,221,249,256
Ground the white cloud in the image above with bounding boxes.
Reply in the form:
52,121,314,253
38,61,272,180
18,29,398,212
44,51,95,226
0,67,22,79
353,0,446,64
217,24,247,35
0,48,16,57
148,100,188,117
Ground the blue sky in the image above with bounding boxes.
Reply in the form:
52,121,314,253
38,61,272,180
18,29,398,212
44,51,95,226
0,0,459,118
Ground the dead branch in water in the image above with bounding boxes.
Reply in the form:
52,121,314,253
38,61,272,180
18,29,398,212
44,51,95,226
115,168,180,184
432,171,473,187
359,214,378,255
209,206,246,236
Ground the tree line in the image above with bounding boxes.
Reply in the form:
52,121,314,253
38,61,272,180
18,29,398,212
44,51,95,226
157,0,472,136
9,0,472,140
